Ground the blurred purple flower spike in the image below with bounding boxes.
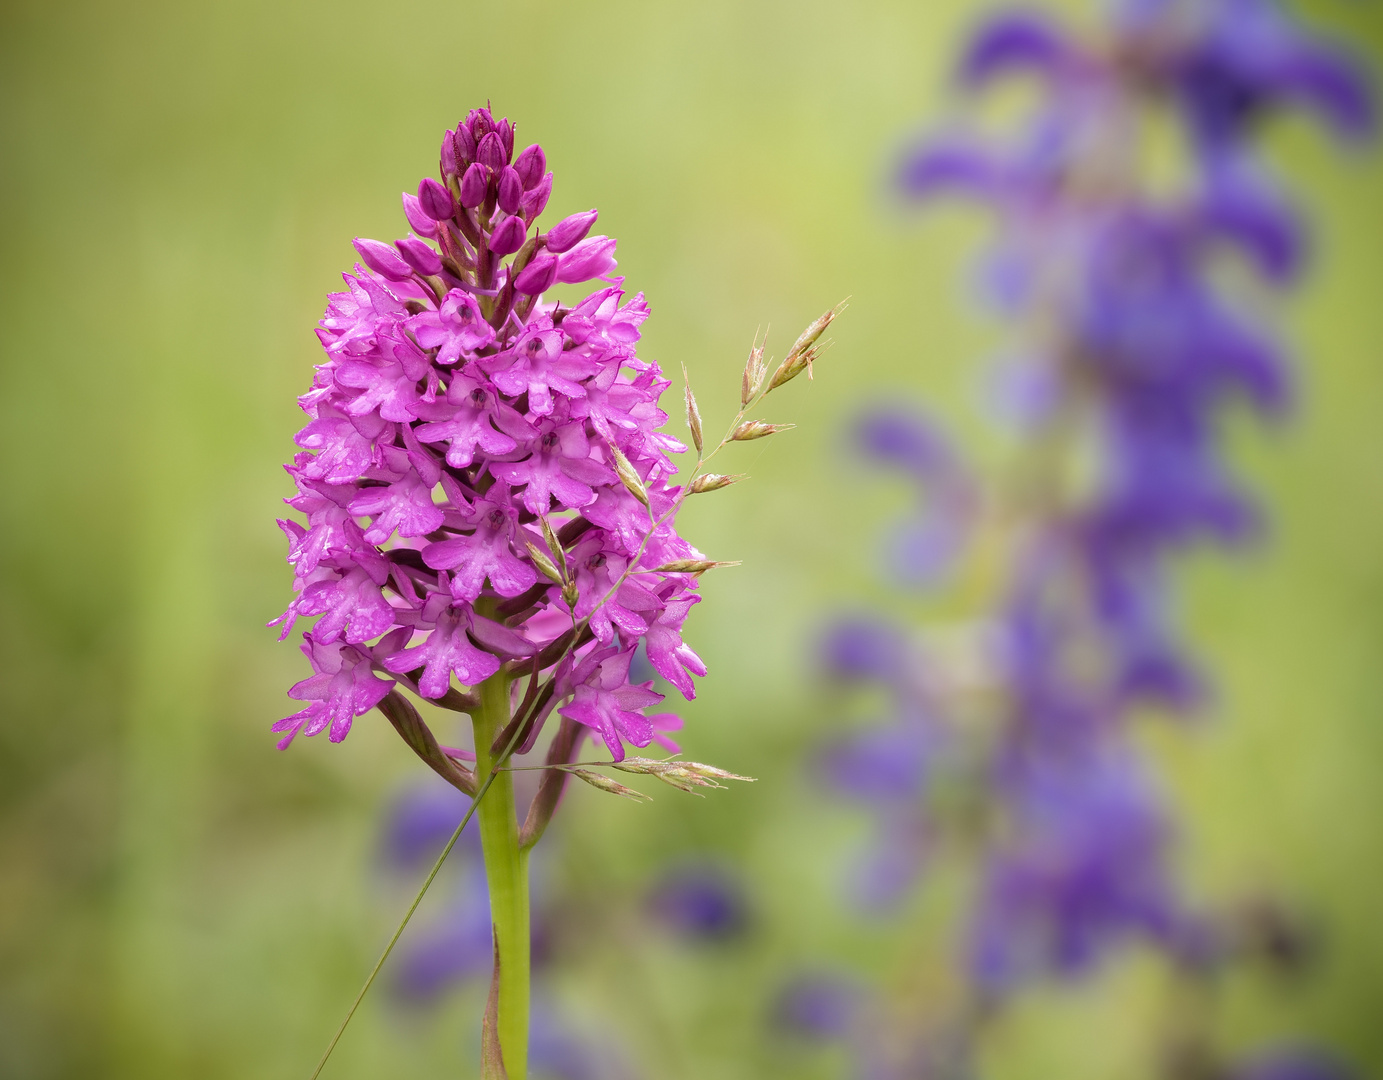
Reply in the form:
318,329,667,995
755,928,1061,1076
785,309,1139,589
1195,158,1304,283
968,742,1179,991
392,873,494,1001
529,997,643,1080
1117,0,1376,149
810,2,1372,1076
374,783,492,1001
896,138,1003,201
854,407,974,585
854,408,956,479
379,781,480,870
817,615,940,908
818,615,907,684
958,9,1078,87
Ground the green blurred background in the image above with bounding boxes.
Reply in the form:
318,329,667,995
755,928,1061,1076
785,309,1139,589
2,0,1381,1077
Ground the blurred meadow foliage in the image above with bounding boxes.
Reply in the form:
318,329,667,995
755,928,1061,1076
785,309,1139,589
2,0,1381,1077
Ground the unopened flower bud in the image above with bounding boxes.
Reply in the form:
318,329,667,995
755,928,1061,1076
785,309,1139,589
525,542,564,586
689,472,742,493
496,118,515,162
556,236,618,284
498,166,524,215
521,173,553,219
402,192,439,238
731,420,795,441
514,252,559,295
476,131,506,171
489,214,527,257
395,235,443,276
533,212,594,258
440,131,458,176
452,124,476,165
544,210,598,254
680,364,703,453
569,767,650,802
459,163,488,209
418,177,455,221
352,237,414,282
608,441,649,507
514,144,547,189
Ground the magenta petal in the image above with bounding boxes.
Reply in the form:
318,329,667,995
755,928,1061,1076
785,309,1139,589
468,613,536,658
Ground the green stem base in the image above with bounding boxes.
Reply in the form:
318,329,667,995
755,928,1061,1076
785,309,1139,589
473,666,529,1080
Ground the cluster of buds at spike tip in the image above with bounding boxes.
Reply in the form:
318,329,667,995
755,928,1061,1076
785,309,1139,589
395,107,608,329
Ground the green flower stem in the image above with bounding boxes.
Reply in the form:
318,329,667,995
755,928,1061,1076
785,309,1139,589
473,659,529,1080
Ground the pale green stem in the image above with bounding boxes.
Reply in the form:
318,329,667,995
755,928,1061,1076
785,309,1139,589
472,657,529,1080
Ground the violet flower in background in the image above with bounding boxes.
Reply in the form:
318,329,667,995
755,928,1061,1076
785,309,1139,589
807,1,1371,1076
1226,1045,1360,1080
645,861,751,943
815,604,944,911
378,785,492,1000
851,409,976,587
770,975,864,1042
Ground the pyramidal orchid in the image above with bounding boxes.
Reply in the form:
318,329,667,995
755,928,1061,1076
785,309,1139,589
272,105,840,1079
